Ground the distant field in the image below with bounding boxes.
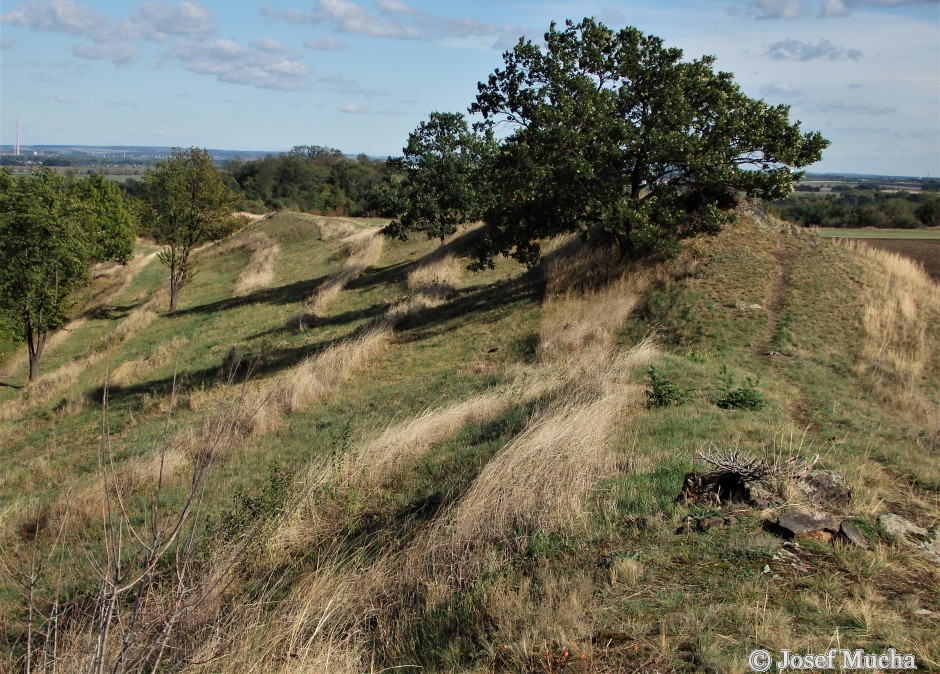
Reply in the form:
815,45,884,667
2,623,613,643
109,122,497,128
855,239,940,281
807,229,940,280
810,227,940,239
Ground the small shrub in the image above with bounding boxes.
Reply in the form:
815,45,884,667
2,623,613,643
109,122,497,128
710,365,766,411
217,461,291,541
645,365,694,409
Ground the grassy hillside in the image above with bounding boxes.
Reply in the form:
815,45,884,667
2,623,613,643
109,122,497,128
0,206,937,673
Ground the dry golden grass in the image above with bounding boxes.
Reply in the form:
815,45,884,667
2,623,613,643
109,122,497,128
345,390,513,484
184,563,371,674
274,324,391,416
232,231,280,297
847,241,940,421
445,381,629,543
302,232,384,321
110,284,168,345
406,253,463,300
109,336,189,388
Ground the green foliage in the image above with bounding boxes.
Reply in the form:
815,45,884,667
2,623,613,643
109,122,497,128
709,365,766,411
227,145,395,216
771,189,939,229
0,168,135,380
142,148,241,311
469,18,828,268
383,112,492,242
218,461,291,542
70,173,137,263
645,365,695,409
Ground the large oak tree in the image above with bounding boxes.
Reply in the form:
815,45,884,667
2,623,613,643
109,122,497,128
470,18,829,267
383,112,493,242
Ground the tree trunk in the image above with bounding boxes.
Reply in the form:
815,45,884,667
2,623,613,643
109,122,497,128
28,356,39,383
169,283,178,312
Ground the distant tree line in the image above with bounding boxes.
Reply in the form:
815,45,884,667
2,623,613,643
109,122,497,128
223,145,399,216
771,188,940,229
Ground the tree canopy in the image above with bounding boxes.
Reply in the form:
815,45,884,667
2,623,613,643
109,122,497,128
383,112,492,242
70,173,137,264
0,168,135,381
142,148,242,311
465,18,828,267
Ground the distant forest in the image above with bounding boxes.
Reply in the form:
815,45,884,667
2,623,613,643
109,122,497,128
225,145,397,216
771,185,940,229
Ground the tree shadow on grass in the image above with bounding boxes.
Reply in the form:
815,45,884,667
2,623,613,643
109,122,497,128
91,329,346,407
171,274,331,317
395,268,543,343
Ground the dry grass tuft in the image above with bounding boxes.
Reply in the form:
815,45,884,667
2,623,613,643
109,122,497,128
232,231,281,297
110,336,189,388
186,565,370,674
406,254,463,300
445,385,628,543
273,325,391,417
846,241,940,421
347,390,513,485
302,232,384,322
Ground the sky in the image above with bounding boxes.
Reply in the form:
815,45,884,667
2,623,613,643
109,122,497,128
1,0,938,176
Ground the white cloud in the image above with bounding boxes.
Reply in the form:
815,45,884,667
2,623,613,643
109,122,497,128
2,0,112,40
131,1,215,39
767,38,863,60
339,102,368,113
743,0,810,19
250,38,289,53
311,0,422,38
172,38,313,90
761,82,802,97
735,0,937,18
374,0,416,15
268,0,515,44
303,36,346,50
72,41,137,64
54,95,78,104
0,36,13,49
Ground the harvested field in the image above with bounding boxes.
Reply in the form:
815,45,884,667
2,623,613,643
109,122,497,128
858,239,940,281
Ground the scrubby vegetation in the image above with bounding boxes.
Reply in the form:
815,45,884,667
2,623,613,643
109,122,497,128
1,16,937,674
0,204,937,673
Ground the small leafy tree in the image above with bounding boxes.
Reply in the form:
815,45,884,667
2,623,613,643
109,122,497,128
383,111,492,242
0,169,134,381
142,148,241,311
70,173,137,263
470,18,829,267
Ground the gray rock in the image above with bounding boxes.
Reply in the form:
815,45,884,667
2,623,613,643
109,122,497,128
769,506,841,542
879,512,929,539
796,470,852,505
839,521,870,550
879,512,940,565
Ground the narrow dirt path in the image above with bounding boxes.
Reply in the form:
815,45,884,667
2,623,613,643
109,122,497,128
755,245,794,358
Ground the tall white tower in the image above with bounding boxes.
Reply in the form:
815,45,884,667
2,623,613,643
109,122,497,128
15,119,20,156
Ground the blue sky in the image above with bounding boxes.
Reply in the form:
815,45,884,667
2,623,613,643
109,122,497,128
1,0,938,175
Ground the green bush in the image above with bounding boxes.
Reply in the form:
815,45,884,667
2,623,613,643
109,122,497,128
710,365,766,411
645,365,694,409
